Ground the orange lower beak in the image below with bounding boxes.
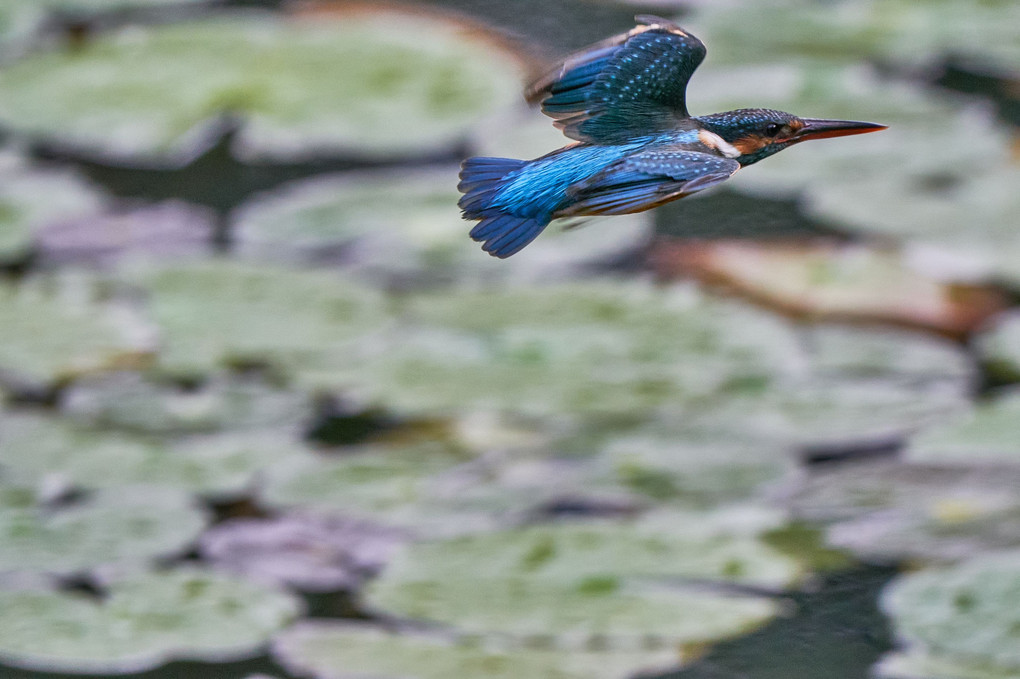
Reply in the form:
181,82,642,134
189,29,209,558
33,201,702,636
792,118,888,143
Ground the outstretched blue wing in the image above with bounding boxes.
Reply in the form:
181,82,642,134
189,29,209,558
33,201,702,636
558,149,739,216
525,16,706,144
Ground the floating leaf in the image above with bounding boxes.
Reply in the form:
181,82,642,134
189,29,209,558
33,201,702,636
760,381,967,451
36,201,214,266
0,272,156,393
877,648,1020,679
364,515,788,645
273,623,681,679
690,0,1020,70
652,240,1004,339
299,281,801,417
200,513,404,592
0,11,524,161
367,567,778,646
0,411,313,497
787,461,1020,562
0,484,205,578
367,514,799,594
908,389,1020,466
881,551,1020,674
593,417,796,505
0,153,106,266
260,443,524,537
0,567,301,673
233,167,651,284
128,260,389,377
62,371,311,436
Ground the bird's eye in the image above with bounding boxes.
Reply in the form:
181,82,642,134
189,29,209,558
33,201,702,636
764,123,782,136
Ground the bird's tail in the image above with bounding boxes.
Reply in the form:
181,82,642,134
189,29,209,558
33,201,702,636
458,157,549,258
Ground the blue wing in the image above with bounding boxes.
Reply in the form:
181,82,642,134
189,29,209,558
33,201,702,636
525,16,706,144
558,149,739,216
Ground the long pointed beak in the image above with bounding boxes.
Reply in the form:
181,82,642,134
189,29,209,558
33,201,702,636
792,118,888,143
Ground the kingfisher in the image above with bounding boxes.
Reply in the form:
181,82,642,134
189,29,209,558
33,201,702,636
458,16,887,258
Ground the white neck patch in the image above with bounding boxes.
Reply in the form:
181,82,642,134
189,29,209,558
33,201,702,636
698,129,741,159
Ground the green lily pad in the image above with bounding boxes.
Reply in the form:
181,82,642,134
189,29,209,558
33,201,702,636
881,551,1020,673
593,417,796,505
0,567,301,673
977,311,1020,383
690,0,1020,70
787,461,1020,562
232,167,652,284
260,443,541,537
62,371,311,435
0,484,205,578
273,623,681,679
366,526,780,645
877,648,1020,679
127,260,389,377
761,381,968,450
0,411,314,497
908,389,1020,466
0,272,156,393
298,281,800,417
367,514,799,594
0,153,106,266
0,11,523,161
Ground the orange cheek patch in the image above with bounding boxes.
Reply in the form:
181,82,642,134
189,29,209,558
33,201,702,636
733,135,769,155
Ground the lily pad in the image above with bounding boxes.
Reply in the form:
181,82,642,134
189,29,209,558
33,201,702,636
881,551,1020,674
0,153,106,266
0,411,314,497
0,567,301,673
690,0,1020,70
0,484,206,578
62,371,311,435
651,240,1004,338
127,260,389,377
35,200,214,266
907,389,1020,466
877,648,1020,679
593,417,796,505
272,623,681,679
199,513,404,592
759,380,968,451
366,514,799,594
0,272,156,393
232,167,652,284
0,10,524,161
260,443,527,536
366,525,780,645
298,281,801,418
786,460,1020,562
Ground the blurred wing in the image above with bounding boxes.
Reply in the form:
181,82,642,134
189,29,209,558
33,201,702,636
561,149,738,216
525,16,706,144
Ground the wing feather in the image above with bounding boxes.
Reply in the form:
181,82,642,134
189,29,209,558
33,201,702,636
526,16,706,144
559,149,738,216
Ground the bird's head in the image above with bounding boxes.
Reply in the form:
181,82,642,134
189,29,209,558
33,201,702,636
697,108,887,166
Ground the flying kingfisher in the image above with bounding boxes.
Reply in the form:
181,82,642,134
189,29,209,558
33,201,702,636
458,16,887,258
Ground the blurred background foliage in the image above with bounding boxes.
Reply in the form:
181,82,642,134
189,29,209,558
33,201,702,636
0,1,1018,678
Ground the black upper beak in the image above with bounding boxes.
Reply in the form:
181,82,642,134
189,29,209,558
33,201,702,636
792,118,888,143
